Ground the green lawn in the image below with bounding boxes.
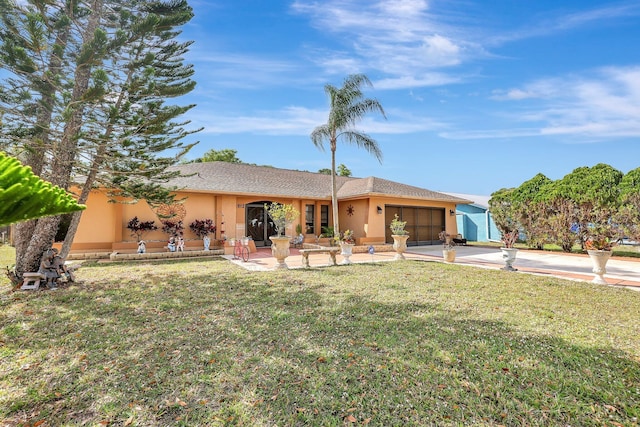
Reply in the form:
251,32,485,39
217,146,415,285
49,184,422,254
1,249,639,426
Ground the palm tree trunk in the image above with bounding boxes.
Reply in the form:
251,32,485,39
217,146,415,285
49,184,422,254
331,147,339,236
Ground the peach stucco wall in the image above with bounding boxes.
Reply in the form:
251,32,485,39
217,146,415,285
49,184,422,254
69,188,460,251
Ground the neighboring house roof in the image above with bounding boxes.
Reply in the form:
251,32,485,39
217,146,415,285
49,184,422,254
443,192,491,209
167,162,472,204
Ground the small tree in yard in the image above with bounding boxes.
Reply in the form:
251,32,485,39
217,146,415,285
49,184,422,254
265,202,299,237
127,217,157,241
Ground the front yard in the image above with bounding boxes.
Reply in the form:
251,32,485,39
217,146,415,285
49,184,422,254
1,248,639,426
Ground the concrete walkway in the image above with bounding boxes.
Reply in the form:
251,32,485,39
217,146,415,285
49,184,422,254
223,245,640,290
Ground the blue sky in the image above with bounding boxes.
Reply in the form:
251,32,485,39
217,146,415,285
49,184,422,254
178,0,640,195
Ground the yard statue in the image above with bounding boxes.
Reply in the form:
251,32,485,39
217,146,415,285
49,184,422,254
38,249,59,289
167,236,177,252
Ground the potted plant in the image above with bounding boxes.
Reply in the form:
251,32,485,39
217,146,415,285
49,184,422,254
438,231,456,263
339,229,355,264
489,189,520,271
189,219,216,250
583,224,619,284
265,202,299,269
320,226,336,246
390,214,409,260
500,229,519,271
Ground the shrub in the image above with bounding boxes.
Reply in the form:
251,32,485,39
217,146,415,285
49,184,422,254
189,219,216,238
127,216,158,241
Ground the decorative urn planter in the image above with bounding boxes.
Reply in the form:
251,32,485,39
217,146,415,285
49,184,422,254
340,242,354,265
442,249,456,263
500,247,518,271
269,236,291,269
587,249,612,284
392,235,409,260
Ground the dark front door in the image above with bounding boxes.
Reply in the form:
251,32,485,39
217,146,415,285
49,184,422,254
246,202,277,247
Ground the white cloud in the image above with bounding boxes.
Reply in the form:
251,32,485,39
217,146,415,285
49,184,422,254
377,0,430,17
439,128,541,140
189,105,442,136
374,73,461,90
186,49,306,89
487,2,640,45
291,0,477,86
450,66,640,141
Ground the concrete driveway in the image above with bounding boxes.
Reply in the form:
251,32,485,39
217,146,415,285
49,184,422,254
408,245,640,289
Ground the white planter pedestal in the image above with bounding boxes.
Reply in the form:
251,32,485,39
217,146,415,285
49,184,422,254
443,249,456,263
500,247,518,271
587,249,612,284
269,236,291,269
392,235,409,260
340,243,354,264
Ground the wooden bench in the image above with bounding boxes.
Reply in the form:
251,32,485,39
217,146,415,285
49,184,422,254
299,247,340,268
21,272,44,290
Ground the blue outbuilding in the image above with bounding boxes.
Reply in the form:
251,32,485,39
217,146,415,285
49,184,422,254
445,193,501,243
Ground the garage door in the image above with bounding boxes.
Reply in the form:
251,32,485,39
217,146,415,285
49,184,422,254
385,206,445,246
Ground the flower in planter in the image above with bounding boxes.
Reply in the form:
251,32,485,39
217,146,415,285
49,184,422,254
584,236,616,251
340,229,355,244
390,214,407,235
438,231,457,250
583,223,621,251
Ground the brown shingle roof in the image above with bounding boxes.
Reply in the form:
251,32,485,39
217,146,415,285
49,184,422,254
337,176,471,203
167,162,471,204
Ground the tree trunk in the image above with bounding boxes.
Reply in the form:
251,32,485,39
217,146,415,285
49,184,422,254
12,5,72,274
331,146,339,236
15,0,104,277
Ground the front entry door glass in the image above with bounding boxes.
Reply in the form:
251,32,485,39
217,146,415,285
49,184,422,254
246,203,277,247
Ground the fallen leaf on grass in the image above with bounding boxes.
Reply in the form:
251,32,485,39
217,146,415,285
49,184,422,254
345,415,357,423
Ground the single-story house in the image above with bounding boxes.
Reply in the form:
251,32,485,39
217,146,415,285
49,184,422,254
445,192,500,243
65,162,472,252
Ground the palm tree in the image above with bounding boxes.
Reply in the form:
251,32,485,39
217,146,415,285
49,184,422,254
311,74,386,235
